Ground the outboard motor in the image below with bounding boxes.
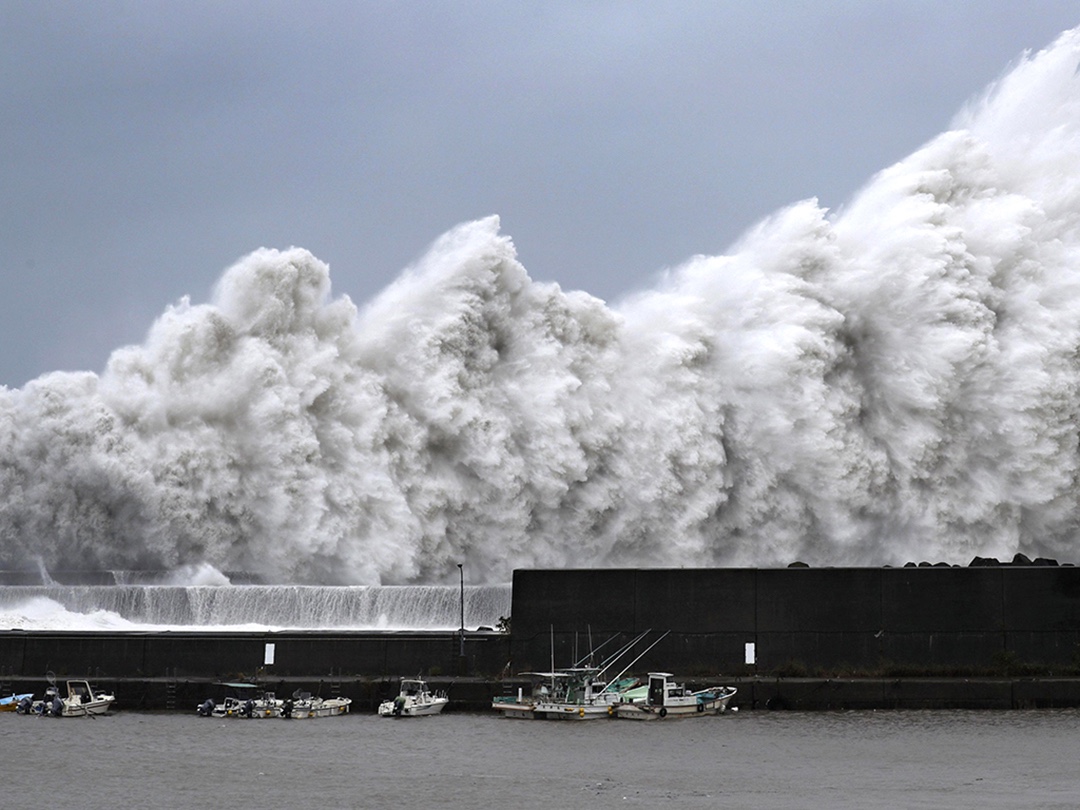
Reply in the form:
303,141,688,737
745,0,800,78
241,699,254,718
281,699,293,719
393,695,405,717
16,696,32,715
49,694,64,717
196,699,215,717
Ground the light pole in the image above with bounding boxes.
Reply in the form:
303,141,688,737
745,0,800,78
458,563,465,659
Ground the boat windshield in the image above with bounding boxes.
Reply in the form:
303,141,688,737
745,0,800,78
400,680,425,695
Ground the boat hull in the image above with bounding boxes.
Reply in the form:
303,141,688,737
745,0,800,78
491,700,535,719
533,701,617,720
492,696,624,720
61,698,114,717
377,698,447,717
27,696,115,717
286,698,351,718
615,690,735,720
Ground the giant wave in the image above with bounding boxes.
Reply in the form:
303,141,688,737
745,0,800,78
3,27,1080,584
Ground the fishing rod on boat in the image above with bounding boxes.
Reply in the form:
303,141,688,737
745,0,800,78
570,628,629,669
591,629,654,681
599,630,671,693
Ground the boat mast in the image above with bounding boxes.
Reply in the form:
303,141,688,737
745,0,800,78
550,625,555,695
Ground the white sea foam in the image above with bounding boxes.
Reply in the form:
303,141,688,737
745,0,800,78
3,28,1080,583
0,585,512,631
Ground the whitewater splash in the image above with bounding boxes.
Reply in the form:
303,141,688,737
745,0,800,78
0,585,511,631
2,27,1080,583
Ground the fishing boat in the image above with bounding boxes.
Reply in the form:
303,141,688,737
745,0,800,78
500,669,639,720
25,678,115,717
490,677,544,719
282,691,352,718
377,678,448,717
614,672,736,720
492,629,656,720
196,683,283,718
0,692,33,712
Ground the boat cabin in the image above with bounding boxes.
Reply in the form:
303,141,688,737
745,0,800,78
646,672,687,706
521,668,604,704
399,679,428,696
67,680,95,703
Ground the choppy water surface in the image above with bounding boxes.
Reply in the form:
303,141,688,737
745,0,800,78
2,709,1078,809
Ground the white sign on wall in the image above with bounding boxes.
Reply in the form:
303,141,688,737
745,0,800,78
264,642,276,666
744,642,756,666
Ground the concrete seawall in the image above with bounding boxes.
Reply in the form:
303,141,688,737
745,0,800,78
508,566,1080,675
4,566,1080,710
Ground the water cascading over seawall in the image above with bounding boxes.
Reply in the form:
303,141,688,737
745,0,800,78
0,584,511,631
2,28,1080,584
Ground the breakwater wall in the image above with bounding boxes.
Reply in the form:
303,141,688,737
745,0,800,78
5,566,1080,710
508,566,1080,676
0,629,517,711
0,629,510,680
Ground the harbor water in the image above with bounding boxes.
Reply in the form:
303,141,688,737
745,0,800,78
2,708,1078,809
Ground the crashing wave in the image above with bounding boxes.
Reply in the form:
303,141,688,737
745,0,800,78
2,28,1080,583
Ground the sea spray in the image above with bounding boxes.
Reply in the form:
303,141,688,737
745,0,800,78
0,584,512,631
2,28,1080,582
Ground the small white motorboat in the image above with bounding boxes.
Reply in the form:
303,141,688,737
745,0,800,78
282,691,352,718
27,678,115,717
615,672,736,720
378,678,448,717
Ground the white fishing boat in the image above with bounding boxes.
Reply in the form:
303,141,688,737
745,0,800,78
197,683,283,718
614,672,736,720
493,669,639,720
26,678,115,717
377,678,448,717
282,691,352,718
492,629,656,720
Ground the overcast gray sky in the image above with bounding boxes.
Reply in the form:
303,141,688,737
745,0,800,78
2,1,1077,389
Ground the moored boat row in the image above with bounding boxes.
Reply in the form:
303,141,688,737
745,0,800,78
3,640,735,722
491,629,737,720
193,678,444,719
196,683,352,718
493,670,736,720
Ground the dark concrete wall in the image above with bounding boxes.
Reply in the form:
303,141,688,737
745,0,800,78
509,567,1080,674
0,630,510,681
6,567,1080,691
